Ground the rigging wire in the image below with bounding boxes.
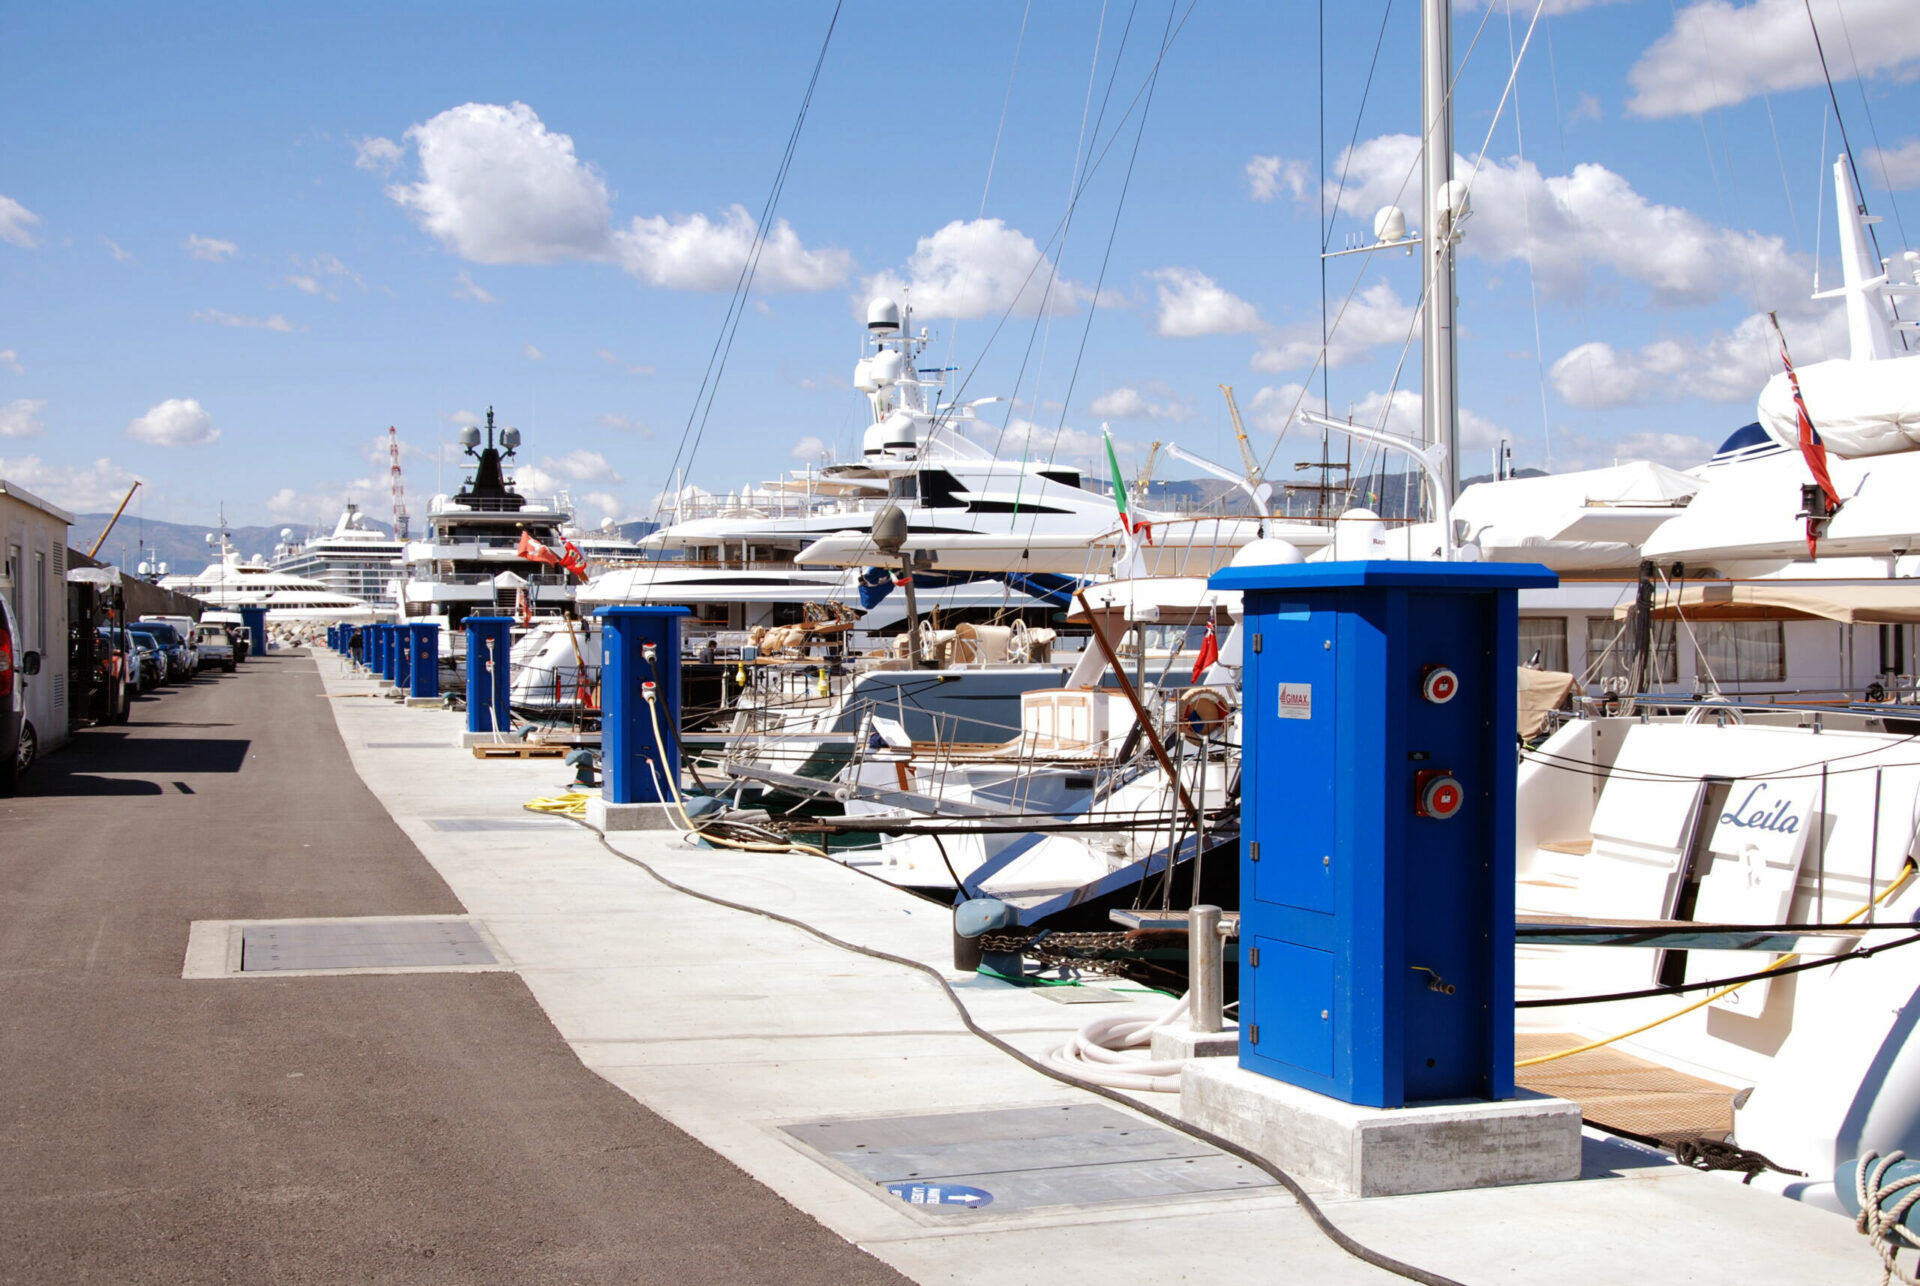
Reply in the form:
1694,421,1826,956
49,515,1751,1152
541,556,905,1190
1503,0,1554,473
1827,0,1910,251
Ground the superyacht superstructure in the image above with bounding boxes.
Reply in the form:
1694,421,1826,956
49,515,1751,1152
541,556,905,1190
270,502,406,609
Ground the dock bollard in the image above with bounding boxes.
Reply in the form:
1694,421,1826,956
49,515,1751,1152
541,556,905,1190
464,617,514,735
380,624,401,685
371,624,387,676
1190,905,1224,1035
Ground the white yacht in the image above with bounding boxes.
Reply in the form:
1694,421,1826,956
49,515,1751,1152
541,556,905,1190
398,409,578,631
270,502,406,609
586,297,1297,640
158,519,376,625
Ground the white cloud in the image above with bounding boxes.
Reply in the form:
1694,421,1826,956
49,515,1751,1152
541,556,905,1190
595,413,653,437
0,196,42,249
1245,155,1311,202
353,135,404,173
613,203,850,291
864,218,1089,320
997,415,1115,466
595,347,654,375
1868,139,1920,191
542,449,622,483
1301,133,1810,310
1253,281,1416,372
0,398,46,437
285,274,328,297
0,455,144,512
0,349,22,375
452,269,497,303
1568,93,1603,125
99,235,134,263
510,464,561,499
382,100,847,292
193,309,296,332
581,491,622,523
1150,268,1263,337
1088,385,1196,422
1464,0,1625,12
266,478,383,526
183,234,237,262
1549,307,1846,408
524,343,544,361
1628,0,1920,118
790,435,829,461
388,102,611,264
126,397,220,447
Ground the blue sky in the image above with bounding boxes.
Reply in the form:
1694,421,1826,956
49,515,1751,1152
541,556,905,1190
3,0,1917,534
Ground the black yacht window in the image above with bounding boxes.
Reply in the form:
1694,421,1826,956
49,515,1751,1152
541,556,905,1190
889,475,919,500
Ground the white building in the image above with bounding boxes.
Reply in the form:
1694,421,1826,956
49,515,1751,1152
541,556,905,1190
0,479,72,754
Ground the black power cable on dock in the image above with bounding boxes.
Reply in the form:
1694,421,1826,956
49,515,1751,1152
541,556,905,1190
546,808,1473,1286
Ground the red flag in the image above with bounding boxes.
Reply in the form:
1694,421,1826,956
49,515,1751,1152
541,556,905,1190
516,530,562,567
1769,312,1842,556
560,539,588,580
1190,610,1219,683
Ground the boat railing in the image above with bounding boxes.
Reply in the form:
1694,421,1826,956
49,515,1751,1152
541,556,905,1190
434,570,576,588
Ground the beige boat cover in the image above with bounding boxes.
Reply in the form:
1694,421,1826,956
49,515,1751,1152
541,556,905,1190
1518,668,1577,738
1612,581,1920,625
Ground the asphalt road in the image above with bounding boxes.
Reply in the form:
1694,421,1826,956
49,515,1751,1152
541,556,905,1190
0,651,912,1286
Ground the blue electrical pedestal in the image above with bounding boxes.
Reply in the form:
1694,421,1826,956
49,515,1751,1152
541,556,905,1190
393,623,413,691
381,625,402,685
589,605,690,831
1181,559,1582,1197
463,617,515,739
406,623,439,701
238,605,267,661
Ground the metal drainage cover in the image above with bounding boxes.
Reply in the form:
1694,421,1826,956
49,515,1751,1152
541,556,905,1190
183,916,511,979
424,817,569,832
782,1103,1272,1215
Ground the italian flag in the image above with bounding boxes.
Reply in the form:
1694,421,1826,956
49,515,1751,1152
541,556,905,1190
1104,428,1150,543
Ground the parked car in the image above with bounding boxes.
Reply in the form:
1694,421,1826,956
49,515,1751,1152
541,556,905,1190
133,620,196,680
192,623,236,673
127,629,166,692
1,592,44,795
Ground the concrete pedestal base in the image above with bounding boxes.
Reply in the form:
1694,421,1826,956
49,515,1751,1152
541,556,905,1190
455,730,514,748
1149,1023,1239,1062
584,798,678,832
1182,1061,1581,1198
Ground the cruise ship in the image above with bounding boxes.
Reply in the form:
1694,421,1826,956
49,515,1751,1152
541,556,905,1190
270,502,406,609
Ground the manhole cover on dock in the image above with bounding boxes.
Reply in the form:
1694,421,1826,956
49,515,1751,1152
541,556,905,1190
183,916,511,979
782,1103,1272,1214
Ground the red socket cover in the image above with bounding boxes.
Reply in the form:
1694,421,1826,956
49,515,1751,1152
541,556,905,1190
1416,770,1464,819
1420,665,1459,704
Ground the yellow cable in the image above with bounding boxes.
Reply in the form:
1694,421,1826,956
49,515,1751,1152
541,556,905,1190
525,792,592,817
1518,862,1917,1069
640,685,829,857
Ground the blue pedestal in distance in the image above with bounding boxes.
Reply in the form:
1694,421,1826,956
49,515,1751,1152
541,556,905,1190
394,623,413,691
1208,559,1557,1109
595,606,691,807
407,623,439,700
381,625,401,684
238,605,267,660
464,617,515,734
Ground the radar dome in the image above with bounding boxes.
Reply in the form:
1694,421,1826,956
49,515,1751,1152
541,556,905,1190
1331,507,1390,560
853,357,879,394
878,409,917,453
866,297,901,332
869,349,907,387
500,427,521,450
459,426,481,449
1438,179,1471,230
1373,205,1407,244
1227,538,1306,568
280,527,294,541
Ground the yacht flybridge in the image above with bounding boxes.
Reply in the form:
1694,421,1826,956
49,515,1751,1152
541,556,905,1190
399,409,577,630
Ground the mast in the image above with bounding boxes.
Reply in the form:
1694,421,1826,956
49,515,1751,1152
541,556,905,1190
1421,0,1461,510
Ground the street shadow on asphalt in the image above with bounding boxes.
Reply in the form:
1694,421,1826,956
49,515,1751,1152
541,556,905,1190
24,732,253,796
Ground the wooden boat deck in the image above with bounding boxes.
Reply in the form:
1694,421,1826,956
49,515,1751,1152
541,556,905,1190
1517,1033,1738,1143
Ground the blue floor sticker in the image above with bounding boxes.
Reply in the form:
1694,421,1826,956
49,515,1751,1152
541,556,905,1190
886,1182,993,1209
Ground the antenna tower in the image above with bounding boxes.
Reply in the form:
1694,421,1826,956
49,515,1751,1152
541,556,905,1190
387,426,410,539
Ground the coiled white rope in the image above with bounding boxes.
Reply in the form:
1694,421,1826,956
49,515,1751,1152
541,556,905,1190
1855,1151,1920,1286
1044,992,1194,1092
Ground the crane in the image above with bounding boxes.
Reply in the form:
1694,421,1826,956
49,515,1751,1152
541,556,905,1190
388,426,410,540
1218,384,1263,485
1133,440,1163,499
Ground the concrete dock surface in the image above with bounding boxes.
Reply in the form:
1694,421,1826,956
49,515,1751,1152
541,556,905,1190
1,648,1884,1284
